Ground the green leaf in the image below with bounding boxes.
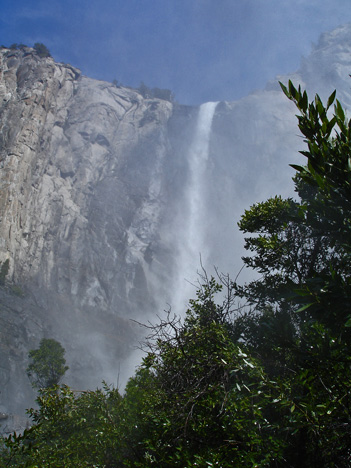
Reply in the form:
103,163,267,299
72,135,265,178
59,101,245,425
335,99,345,122
243,358,254,368
288,80,298,99
327,90,336,109
296,303,313,313
279,81,289,98
316,98,325,118
290,164,306,173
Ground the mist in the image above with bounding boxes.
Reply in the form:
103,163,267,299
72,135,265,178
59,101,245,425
114,23,351,388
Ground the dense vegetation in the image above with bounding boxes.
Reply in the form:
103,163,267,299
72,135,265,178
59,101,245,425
1,82,350,467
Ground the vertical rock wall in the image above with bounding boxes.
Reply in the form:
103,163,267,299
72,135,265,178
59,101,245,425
0,48,174,317
0,48,178,419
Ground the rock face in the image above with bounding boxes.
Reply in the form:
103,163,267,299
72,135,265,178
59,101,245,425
0,47,180,418
1,24,351,423
0,47,174,312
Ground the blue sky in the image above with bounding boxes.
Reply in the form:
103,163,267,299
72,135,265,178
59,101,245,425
1,0,351,105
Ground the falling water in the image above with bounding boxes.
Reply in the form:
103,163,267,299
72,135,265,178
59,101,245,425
172,101,218,314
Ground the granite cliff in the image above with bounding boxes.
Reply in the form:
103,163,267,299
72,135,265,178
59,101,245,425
1,24,351,429
0,46,183,422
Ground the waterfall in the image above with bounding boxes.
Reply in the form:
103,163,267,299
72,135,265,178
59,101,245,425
172,101,218,314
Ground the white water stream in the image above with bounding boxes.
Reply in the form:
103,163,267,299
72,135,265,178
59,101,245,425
172,101,218,314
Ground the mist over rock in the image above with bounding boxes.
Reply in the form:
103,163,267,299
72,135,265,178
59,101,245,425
0,24,351,425
0,46,176,419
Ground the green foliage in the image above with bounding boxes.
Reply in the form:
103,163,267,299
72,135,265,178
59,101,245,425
235,83,351,466
0,384,125,467
0,427,35,467
237,195,325,309
279,81,351,328
125,277,286,467
8,43,27,50
33,42,51,58
26,338,69,389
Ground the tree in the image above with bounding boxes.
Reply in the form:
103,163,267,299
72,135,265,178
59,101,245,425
234,83,351,467
279,81,351,329
0,384,125,468
33,42,51,58
236,83,351,330
26,338,69,389
138,81,150,98
125,275,286,467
